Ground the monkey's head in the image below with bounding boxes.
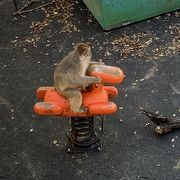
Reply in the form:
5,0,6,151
75,43,92,60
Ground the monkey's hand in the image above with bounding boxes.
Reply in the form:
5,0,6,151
82,77,101,91
98,59,105,65
93,77,102,84
75,76,102,86
90,59,105,65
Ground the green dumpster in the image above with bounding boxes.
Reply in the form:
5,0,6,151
82,0,180,30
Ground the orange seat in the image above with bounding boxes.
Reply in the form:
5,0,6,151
34,65,125,117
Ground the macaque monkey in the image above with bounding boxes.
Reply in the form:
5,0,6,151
54,43,102,113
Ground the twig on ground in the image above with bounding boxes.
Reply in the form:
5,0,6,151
13,0,18,11
13,0,56,16
140,108,180,135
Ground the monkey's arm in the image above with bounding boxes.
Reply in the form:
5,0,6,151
89,59,104,65
74,76,101,86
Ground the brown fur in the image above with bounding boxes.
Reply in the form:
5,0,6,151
54,43,101,113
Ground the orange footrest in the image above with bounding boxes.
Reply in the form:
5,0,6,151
88,102,117,114
36,87,54,99
34,85,118,117
34,102,62,115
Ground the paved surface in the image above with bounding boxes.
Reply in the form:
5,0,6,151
0,0,180,179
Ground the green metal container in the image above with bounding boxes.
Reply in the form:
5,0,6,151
82,0,180,30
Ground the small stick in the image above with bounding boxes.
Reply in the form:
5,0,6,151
13,0,18,11
140,108,180,135
101,115,105,134
14,0,32,15
13,0,56,16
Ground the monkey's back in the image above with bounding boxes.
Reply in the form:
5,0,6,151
54,52,82,92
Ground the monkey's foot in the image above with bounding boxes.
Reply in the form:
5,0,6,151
77,106,88,113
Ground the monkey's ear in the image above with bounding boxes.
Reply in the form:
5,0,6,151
76,43,88,56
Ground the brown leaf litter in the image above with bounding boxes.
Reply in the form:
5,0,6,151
112,22,180,60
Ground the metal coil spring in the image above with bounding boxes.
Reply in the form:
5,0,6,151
69,117,99,147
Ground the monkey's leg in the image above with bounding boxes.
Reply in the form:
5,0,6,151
62,90,87,113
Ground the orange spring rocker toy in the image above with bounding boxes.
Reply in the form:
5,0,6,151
34,64,125,153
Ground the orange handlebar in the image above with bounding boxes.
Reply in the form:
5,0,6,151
88,64,125,84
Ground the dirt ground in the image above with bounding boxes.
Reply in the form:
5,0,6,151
0,0,180,179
